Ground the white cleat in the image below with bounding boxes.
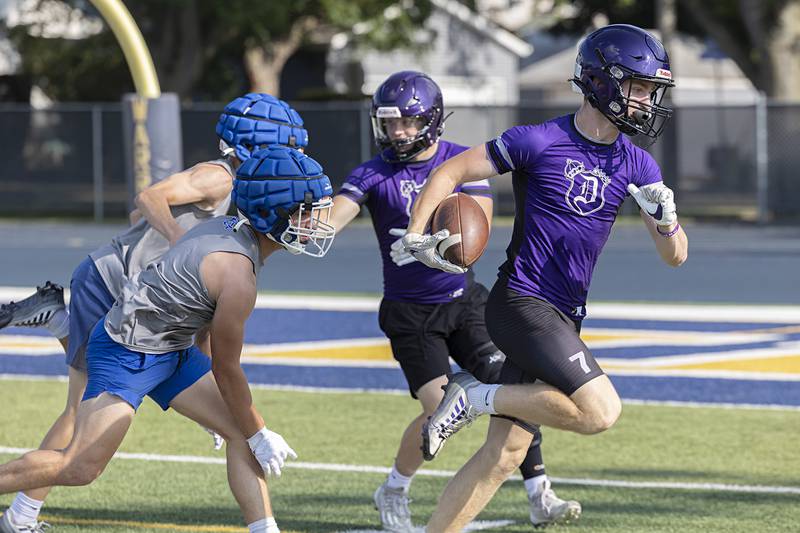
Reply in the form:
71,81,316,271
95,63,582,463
0,512,51,533
421,371,483,461
529,480,582,528
203,426,224,450
373,481,414,532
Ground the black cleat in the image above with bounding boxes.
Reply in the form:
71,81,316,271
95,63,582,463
0,282,65,330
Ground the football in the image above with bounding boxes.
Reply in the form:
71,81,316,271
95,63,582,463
430,192,489,268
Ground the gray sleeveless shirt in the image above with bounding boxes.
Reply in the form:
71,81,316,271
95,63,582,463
104,215,262,354
90,159,234,298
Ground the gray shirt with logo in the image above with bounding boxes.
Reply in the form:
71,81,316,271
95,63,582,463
90,159,233,298
104,215,261,354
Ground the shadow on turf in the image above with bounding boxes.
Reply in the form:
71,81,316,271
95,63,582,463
42,498,387,532
42,505,246,529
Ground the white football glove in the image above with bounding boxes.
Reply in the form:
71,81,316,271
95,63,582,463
247,427,298,477
402,230,467,274
627,182,677,227
203,426,224,451
388,228,417,267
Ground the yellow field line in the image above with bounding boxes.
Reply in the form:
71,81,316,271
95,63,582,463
40,514,303,532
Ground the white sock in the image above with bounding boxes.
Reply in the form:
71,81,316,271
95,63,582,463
249,517,279,533
386,464,413,493
524,474,548,498
467,384,500,414
8,492,44,525
45,308,69,339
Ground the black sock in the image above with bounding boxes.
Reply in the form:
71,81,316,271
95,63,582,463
519,427,545,479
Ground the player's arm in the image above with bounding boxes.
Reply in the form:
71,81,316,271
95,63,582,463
205,253,297,475
328,194,361,233
407,144,496,234
640,210,688,266
129,208,143,225
134,163,233,245
463,190,493,231
206,256,264,438
401,145,496,273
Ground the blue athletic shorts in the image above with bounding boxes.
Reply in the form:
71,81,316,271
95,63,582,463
83,320,212,411
66,257,116,371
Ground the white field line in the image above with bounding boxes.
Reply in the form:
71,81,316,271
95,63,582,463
583,328,786,346
586,303,800,323
0,334,63,355
0,446,797,495
3,287,800,321
1,373,799,410
245,338,389,353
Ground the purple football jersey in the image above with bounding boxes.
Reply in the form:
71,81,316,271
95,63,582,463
339,141,491,303
485,114,663,319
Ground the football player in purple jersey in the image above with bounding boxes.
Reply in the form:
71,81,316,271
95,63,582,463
328,71,580,531
401,26,688,531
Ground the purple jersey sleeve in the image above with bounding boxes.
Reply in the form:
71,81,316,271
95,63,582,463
629,146,663,188
459,179,492,198
485,125,549,174
338,163,383,205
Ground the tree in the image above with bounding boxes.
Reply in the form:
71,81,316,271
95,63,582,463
204,0,433,97
8,0,434,101
541,0,800,100
679,0,800,100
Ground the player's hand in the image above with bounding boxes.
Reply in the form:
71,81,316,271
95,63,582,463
627,182,677,227
388,228,417,266
247,427,298,477
203,426,224,451
402,230,467,274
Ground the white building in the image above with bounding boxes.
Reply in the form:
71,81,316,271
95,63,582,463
327,0,533,107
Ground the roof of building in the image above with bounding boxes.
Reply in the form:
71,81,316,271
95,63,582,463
432,0,533,58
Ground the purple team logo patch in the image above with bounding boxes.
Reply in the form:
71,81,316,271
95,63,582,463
563,158,611,216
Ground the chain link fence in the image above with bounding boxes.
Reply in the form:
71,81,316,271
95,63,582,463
0,101,796,221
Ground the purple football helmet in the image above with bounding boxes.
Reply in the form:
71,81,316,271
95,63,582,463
571,24,674,138
371,71,445,163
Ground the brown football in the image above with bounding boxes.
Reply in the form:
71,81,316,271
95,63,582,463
430,192,490,268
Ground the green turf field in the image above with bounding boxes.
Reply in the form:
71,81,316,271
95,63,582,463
0,379,798,532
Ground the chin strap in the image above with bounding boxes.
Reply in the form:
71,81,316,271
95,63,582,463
232,217,250,232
